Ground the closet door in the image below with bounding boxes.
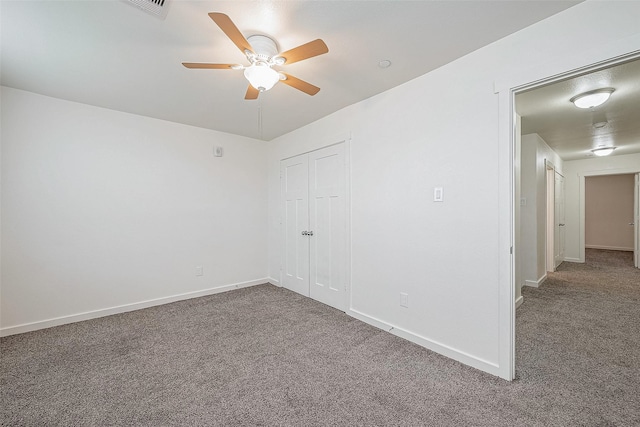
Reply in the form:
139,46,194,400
281,155,310,297
309,144,346,311
280,143,347,311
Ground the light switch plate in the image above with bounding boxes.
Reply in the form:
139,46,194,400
400,292,409,308
214,146,223,157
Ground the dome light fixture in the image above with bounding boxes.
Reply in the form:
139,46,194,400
244,61,280,92
570,88,615,109
591,146,616,157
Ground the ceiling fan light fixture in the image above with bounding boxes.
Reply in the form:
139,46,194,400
570,88,615,109
244,62,279,92
591,146,616,157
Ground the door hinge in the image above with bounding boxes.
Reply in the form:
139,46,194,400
510,246,513,255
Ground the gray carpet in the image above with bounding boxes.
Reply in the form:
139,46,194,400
2,249,639,426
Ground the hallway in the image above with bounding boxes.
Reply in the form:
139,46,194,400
516,249,640,425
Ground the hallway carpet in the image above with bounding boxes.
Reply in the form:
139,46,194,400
2,249,639,426
516,249,639,426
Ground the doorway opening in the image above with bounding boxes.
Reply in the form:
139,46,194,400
582,172,640,267
509,51,640,380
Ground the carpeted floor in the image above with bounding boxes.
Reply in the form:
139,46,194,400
1,249,639,426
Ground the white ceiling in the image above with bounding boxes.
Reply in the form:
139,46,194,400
517,58,640,161
1,0,581,141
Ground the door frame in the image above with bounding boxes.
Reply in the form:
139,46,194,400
496,47,640,380
633,173,640,268
554,171,566,268
279,135,352,312
545,160,557,273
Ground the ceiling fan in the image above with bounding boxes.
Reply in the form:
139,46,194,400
183,13,329,100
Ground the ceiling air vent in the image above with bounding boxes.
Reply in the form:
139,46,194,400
124,0,170,19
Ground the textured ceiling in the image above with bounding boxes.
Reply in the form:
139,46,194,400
517,58,640,161
1,0,581,141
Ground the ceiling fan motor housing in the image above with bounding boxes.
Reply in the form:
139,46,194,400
246,35,280,63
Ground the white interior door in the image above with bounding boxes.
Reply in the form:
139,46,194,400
554,172,565,268
281,155,309,297
635,173,639,268
309,144,346,311
280,143,347,310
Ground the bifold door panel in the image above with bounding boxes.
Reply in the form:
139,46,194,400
281,156,309,297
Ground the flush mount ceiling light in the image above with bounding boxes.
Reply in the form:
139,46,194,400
570,88,615,109
591,146,616,157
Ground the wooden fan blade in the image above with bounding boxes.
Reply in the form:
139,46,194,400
278,39,328,65
208,12,253,54
245,85,259,100
182,63,236,69
280,73,320,96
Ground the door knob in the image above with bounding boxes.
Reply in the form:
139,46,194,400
559,223,565,226
301,231,308,236
308,231,314,236
630,223,635,226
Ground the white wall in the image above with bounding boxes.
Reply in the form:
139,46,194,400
1,87,268,334
563,153,640,262
268,1,640,378
521,134,563,286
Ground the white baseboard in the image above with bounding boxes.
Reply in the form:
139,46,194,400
0,278,268,337
515,295,524,309
267,277,281,286
585,245,634,251
563,257,582,263
524,273,547,288
346,308,501,377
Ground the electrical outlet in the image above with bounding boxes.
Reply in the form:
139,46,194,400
400,292,409,308
195,266,203,276
434,187,444,202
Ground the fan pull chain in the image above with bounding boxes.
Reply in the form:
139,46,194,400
258,104,263,140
